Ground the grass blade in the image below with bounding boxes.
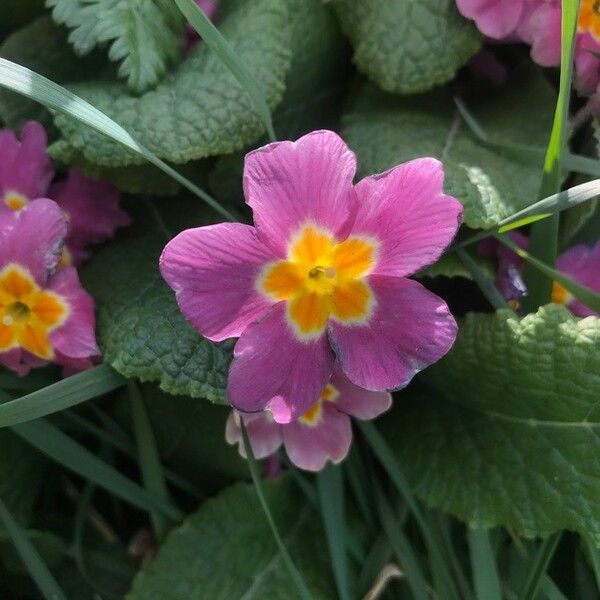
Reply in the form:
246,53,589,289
240,422,312,600
317,465,351,600
523,0,579,310
0,496,67,600
0,57,235,221
12,418,183,522
496,233,600,313
129,382,175,541
519,533,561,600
173,0,276,142
468,529,502,600
0,365,124,428
585,538,600,591
456,248,509,310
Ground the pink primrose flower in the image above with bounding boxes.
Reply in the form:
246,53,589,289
160,130,462,423
456,0,530,40
183,0,218,54
225,365,392,472
0,122,130,265
0,199,100,375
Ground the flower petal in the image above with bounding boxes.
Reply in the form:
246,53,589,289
557,242,600,317
456,0,524,39
330,276,458,391
0,121,54,202
243,130,358,254
0,198,67,284
330,364,392,420
227,303,334,423
352,158,462,278
225,410,282,460
160,223,275,342
282,403,351,471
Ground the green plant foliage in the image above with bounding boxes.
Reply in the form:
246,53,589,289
342,64,556,229
331,0,481,95
0,0,45,39
81,199,232,403
383,305,600,542
416,253,494,280
0,530,66,574
45,0,185,92
50,0,297,167
127,478,336,598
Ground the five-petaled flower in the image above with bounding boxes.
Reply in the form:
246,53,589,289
0,121,130,266
0,199,100,375
161,130,462,423
225,365,391,471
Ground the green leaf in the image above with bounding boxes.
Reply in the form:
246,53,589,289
331,0,481,94
127,478,336,599
0,530,66,574
45,0,185,92
81,199,232,403
383,305,600,542
51,0,295,167
417,253,494,281
467,529,502,600
342,64,555,229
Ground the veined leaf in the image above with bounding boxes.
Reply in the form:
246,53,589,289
383,305,600,543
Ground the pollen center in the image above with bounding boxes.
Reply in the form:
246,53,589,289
578,0,600,40
2,191,29,211
0,264,69,359
298,383,340,426
259,225,377,339
551,281,572,306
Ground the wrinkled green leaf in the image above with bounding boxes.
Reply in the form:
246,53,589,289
81,199,232,403
384,305,600,543
45,0,185,92
127,478,335,599
51,0,295,167
331,0,481,94
342,64,555,229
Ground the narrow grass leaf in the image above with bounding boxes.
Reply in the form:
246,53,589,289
173,0,276,142
129,383,175,541
0,57,235,221
456,249,509,310
240,422,312,600
12,418,183,521
317,465,351,600
519,533,561,600
0,496,67,600
585,538,600,591
468,529,502,600
357,534,393,598
496,233,600,313
0,364,124,428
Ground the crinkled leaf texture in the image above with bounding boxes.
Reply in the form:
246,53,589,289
384,305,600,543
331,0,481,94
81,200,232,403
126,478,335,599
342,64,555,229
45,0,185,92
51,0,296,167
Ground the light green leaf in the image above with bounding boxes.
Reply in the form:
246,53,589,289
331,0,481,94
81,199,232,403
51,0,295,167
127,478,336,599
45,0,185,92
383,305,600,542
342,64,555,229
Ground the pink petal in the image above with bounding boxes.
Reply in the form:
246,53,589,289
574,34,600,94
0,198,66,284
160,223,275,342
456,0,524,39
282,403,352,471
49,169,131,265
330,276,458,391
225,410,282,459
47,267,100,366
227,303,335,423
243,130,358,255
0,348,45,377
0,121,54,202
527,4,561,67
352,158,462,278
330,364,392,420
557,242,600,317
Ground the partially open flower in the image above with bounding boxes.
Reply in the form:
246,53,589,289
0,199,100,375
225,365,391,472
161,130,461,423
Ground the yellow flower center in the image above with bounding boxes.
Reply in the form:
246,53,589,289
578,0,600,40
3,191,29,211
298,383,340,426
551,281,572,306
0,264,69,359
259,225,377,339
